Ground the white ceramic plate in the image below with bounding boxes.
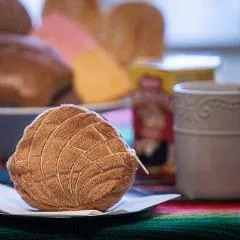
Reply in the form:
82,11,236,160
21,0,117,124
0,185,179,219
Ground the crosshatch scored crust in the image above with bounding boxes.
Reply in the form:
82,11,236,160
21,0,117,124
7,105,138,211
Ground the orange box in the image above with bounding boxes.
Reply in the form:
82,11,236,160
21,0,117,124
129,55,221,184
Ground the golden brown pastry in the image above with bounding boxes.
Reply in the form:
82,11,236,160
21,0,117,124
7,105,138,211
0,34,72,107
0,0,42,34
43,0,101,39
101,2,165,66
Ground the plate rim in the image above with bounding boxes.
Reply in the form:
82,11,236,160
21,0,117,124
0,207,150,219
0,98,132,115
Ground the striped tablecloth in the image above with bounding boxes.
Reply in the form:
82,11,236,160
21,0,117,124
0,108,240,240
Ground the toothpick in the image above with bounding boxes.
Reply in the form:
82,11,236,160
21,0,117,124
136,157,149,175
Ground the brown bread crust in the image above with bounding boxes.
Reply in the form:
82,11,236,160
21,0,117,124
7,105,138,211
0,34,72,107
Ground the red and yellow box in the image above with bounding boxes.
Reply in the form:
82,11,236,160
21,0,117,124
129,55,220,184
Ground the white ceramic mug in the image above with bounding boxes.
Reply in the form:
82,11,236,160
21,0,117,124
174,81,240,199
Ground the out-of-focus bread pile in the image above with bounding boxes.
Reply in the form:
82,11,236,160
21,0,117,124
0,0,73,107
44,0,165,67
0,0,164,107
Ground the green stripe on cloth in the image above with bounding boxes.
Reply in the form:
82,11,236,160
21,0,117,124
0,214,240,240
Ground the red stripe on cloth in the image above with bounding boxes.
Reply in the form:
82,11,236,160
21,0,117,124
139,185,176,192
154,201,240,215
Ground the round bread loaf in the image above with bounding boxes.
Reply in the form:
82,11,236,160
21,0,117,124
0,0,41,34
101,2,165,66
0,34,72,107
7,105,138,211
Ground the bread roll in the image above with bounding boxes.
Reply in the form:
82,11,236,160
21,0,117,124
101,2,165,66
7,105,138,211
0,0,43,34
0,34,72,107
